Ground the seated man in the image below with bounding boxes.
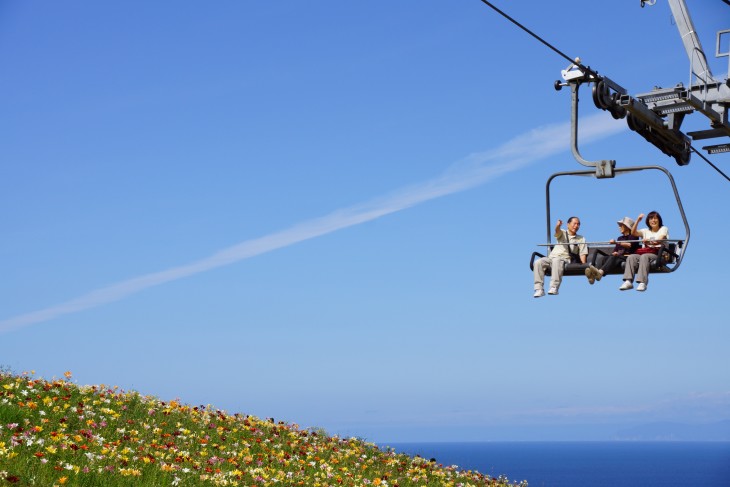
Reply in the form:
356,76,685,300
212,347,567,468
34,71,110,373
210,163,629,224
533,217,587,297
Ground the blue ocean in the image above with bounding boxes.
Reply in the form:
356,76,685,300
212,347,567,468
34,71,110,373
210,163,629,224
383,442,730,487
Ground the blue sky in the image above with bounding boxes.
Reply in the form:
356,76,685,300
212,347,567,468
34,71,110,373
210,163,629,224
1,1,729,442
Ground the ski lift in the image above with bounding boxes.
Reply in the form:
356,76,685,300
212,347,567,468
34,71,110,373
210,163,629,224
530,64,690,278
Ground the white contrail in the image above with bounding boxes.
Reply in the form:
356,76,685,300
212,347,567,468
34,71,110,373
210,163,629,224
0,113,624,333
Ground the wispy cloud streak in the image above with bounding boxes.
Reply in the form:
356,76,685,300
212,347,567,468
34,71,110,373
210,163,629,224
0,113,624,332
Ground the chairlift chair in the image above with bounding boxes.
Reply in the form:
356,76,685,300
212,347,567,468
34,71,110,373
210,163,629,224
529,165,690,277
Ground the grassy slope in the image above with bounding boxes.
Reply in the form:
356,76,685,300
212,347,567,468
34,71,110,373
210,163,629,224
0,371,527,486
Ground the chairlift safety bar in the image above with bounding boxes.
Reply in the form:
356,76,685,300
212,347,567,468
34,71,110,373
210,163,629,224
536,239,684,247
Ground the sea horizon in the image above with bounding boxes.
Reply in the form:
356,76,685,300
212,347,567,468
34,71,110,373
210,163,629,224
379,441,730,487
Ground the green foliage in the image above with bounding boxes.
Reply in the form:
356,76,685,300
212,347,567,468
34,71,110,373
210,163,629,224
0,371,528,486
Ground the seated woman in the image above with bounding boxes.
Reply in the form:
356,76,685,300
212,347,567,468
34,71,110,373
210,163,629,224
620,211,669,292
585,216,640,284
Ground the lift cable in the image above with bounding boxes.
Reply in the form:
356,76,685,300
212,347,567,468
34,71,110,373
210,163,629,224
690,146,730,183
478,0,730,186
476,0,596,77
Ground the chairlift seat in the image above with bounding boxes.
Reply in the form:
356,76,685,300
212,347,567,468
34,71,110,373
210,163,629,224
529,241,683,276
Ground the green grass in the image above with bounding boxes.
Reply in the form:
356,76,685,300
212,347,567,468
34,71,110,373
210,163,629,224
0,370,527,486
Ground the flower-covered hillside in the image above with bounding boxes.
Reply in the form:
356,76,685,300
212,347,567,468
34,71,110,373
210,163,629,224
0,371,527,486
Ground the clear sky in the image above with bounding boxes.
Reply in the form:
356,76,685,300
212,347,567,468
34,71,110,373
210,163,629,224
1,1,728,442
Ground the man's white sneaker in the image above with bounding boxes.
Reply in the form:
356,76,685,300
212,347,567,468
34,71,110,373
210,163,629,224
534,289,545,298
619,281,633,291
636,283,647,292
548,287,559,295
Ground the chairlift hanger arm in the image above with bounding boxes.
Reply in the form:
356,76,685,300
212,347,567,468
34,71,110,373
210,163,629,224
554,63,619,178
